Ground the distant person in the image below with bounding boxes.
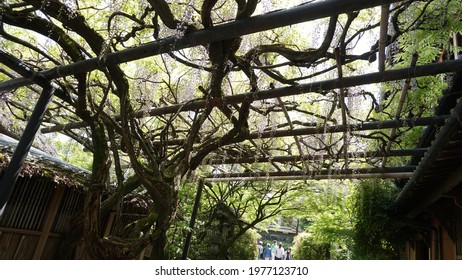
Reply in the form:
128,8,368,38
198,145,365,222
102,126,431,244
271,240,277,260
263,243,272,260
274,243,285,260
284,248,292,260
257,241,263,260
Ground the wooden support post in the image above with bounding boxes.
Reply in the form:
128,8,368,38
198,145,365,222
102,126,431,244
335,48,349,168
379,5,390,72
0,51,59,217
33,185,65,259
382,53,418,167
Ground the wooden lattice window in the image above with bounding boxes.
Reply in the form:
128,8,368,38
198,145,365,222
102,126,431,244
0,176,53,231
52,188,85,233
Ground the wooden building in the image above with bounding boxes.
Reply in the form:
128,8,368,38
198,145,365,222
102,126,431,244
395,69,462,260
0,134,90,259
0,134,150,259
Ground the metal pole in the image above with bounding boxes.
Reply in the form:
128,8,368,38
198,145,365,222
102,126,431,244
181,179,204,260
0,86,56,217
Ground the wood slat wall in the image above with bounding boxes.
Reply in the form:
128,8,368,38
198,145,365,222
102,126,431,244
52,188,84,233
0,177,53,231
0,174,143,259
0,175,79,259
0,232,39,259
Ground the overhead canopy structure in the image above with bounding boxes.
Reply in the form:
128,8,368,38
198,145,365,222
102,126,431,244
0,0,458,183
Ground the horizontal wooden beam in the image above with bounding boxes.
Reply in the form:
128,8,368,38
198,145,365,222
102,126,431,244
0,226,61,238
243,116,447,140
207,148,427,165
206,166,416,179
205,172,414,182
148,116,444,146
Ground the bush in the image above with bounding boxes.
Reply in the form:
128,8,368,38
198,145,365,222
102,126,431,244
292,232,331,260
352,179,409,259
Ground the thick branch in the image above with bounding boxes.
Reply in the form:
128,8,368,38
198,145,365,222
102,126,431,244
147,0,180,29
245,15,338,65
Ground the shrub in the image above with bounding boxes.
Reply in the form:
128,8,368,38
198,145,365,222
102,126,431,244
352,179,409,259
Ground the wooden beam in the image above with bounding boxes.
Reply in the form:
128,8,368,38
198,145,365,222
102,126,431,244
142,116,445,147
0,86,57,217
243,115,447,140
207,148,427,165
205,172,414,182
0,51,59,218
0,226,57,237
378,5,390,72
33,185,65,260
206,166,416,179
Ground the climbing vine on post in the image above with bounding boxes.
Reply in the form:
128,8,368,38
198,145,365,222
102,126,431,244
352,179,410,259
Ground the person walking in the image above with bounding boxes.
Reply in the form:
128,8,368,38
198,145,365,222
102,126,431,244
284,248,292,260
257,241,263,260
263,243,272,260
274,243,285,260
271,240,277,260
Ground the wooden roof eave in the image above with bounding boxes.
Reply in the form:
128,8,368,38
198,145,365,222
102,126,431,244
395,97,462,217
0,134,91,188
